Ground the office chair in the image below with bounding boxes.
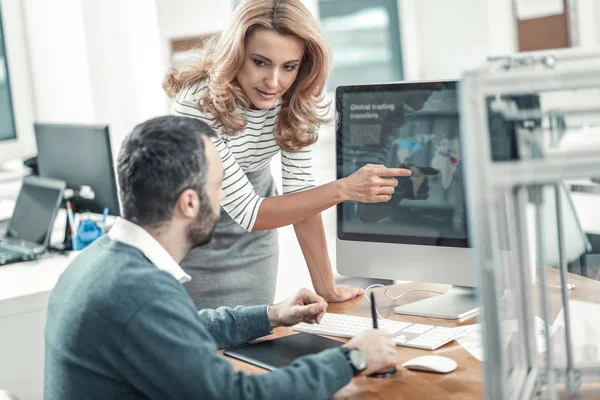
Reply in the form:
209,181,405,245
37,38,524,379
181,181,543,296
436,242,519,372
525,183,592,272
488,96,591,276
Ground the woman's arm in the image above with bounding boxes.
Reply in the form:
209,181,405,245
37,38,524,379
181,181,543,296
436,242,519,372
252,164,411,231
173,91,410,232
293,212,362,302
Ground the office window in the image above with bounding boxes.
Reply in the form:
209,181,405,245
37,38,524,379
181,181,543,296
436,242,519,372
0,5,16,142
319,0,403,90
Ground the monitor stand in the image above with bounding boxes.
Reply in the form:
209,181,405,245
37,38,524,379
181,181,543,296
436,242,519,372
394,286,478,320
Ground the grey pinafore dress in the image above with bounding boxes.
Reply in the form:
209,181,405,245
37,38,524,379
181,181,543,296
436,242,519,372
181,166,279,309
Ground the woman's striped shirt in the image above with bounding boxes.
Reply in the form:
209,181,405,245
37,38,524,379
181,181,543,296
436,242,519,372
172,83,316,231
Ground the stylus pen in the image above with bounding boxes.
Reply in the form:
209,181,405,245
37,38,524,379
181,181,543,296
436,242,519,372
368,290,397,378
101,207,109,233
65,201,76,235
370,291,378,329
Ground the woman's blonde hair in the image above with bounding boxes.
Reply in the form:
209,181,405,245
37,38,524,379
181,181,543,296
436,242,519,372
163,0,331,152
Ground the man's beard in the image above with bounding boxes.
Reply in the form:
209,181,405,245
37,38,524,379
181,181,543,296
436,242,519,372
187,196,219,248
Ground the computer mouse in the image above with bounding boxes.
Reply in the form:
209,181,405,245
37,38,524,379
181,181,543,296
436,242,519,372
401,355,457,374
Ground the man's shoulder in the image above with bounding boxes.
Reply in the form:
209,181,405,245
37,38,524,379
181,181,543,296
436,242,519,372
64,236,154,280
51,237,186,323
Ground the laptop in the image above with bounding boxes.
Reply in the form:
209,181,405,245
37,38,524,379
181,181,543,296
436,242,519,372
0,177,66,266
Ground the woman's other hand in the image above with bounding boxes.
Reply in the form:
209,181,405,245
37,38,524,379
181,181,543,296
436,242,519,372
318,285,363,303
340,164,412,203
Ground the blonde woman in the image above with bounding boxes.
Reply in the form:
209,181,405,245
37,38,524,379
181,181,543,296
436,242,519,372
164,0,411,309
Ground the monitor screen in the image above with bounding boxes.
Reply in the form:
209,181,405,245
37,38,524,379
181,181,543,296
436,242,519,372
34,123,121,216
7,178,64,245
336,81,468,248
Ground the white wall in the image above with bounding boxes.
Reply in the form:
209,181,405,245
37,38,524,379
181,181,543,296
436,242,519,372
400,0,516,81
157,0,235,39
487,0,518,56
398,0,421,81
80,0,166,150
22,0,95,124
20,0,167,156
155,0,234,74
575,0,600,48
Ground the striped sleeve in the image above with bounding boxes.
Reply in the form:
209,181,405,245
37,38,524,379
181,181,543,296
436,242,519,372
210,136,263,231
281,146,316,194
171,85,214,125
171,87,263,231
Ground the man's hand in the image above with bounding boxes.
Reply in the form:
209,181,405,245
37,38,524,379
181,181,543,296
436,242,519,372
344,330,398,376
268,289,328,329
318,285,363,303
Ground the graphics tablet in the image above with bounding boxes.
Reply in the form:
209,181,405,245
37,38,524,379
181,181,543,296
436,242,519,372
223,332,343,370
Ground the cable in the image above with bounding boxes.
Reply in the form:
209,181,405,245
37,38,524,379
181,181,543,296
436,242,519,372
536,280,576,290
364,284,445,320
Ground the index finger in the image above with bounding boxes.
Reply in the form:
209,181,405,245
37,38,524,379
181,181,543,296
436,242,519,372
378,168,412,177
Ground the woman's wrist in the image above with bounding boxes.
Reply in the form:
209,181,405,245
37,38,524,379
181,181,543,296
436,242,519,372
310,268,337,298
332,178,350,202
315,284,337,299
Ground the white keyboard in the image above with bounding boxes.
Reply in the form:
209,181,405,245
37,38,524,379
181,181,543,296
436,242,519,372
293,313,467,351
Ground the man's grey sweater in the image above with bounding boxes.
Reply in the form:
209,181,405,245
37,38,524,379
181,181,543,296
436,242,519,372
44,236,353,399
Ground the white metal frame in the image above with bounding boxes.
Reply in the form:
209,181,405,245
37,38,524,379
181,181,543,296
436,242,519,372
460,48,600,400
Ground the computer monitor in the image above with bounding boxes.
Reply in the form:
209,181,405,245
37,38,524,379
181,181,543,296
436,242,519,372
0,3,35,165
335,80,478,319
33,123,120,216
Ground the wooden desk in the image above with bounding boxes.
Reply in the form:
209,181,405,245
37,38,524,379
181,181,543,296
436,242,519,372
222,269,600,399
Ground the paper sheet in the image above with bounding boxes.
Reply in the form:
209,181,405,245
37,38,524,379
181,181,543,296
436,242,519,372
455,316,549,362
551,301,600,365
455,324,484,361
457,302,600,365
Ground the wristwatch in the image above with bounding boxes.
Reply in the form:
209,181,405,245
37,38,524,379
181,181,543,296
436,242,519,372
340,347,367,376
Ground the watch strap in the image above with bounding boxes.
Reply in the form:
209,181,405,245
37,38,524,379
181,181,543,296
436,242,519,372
340,347,363,376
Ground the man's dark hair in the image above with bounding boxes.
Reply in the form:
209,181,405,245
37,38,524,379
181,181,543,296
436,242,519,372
117,116,217,227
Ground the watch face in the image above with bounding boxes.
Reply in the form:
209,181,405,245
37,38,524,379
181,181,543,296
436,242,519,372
349,349,368,371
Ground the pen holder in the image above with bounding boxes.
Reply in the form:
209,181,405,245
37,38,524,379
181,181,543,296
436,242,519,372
71,219,103,251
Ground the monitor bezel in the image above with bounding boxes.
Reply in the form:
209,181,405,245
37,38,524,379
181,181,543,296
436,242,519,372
335,80,469,248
